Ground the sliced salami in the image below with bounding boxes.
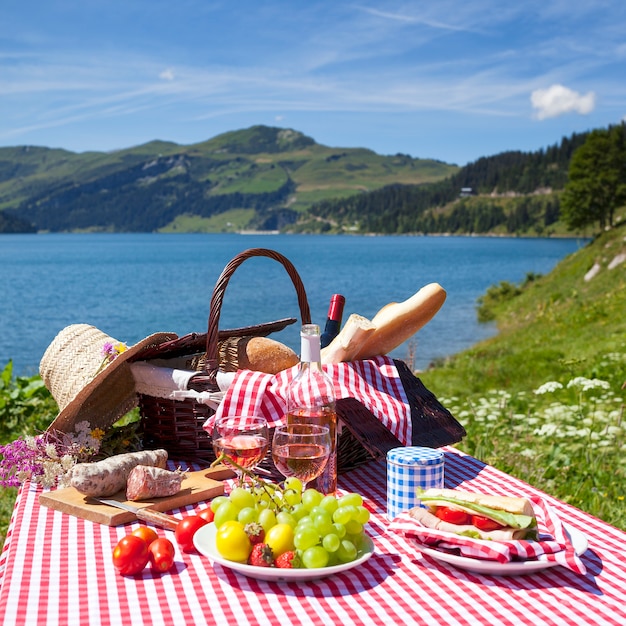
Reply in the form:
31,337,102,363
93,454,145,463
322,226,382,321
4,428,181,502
125,465,184,501
70,449,168,497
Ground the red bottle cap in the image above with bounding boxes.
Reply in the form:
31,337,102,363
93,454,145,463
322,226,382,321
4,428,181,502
327,294,346,321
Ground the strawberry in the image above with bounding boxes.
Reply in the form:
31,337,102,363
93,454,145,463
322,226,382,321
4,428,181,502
248,543,274,567
275,550,299,569
244,522,265,545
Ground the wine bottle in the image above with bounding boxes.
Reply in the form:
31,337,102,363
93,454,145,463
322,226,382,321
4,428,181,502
320,294,345,349
286,324,338,494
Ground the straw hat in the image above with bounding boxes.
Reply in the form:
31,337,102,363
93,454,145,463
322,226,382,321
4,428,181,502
40,324,177,434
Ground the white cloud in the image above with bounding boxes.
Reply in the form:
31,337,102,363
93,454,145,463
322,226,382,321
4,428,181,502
530,84,595,120
159,68,175,80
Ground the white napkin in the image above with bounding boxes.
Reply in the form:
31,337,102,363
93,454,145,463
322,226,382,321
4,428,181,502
130,362,234,410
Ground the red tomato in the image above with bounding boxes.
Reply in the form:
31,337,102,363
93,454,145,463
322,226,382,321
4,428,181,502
175,515,209,553
132,526,159,546
112,535,150,576
434,507,470,525
197,508,215,524
149,537,176,572
471,515,505,531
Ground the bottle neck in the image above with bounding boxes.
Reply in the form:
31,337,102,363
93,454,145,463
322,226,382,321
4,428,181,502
300,324,321,364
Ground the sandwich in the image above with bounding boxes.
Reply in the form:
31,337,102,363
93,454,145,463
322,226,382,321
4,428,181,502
409,488,538,541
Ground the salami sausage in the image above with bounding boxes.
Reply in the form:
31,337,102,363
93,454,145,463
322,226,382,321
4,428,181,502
125,465,184,501
70,449,168,497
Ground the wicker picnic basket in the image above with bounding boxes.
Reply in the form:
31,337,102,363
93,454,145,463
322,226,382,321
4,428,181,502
131,247,465,475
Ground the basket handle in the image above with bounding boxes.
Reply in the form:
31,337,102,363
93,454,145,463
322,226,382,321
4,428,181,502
203,248,311,378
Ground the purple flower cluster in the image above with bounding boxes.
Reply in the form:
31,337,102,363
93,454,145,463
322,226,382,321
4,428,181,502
0,435,49,487
101,342,115,359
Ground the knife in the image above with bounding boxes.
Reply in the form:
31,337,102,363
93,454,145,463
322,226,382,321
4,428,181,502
94,499,180,531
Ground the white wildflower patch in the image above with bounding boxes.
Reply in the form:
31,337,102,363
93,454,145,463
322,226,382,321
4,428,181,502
567,377,611,392
534,423,559,437
534,381,564,394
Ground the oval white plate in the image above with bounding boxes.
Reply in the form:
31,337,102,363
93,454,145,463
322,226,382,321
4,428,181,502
418,522,588,576
193,522,374,582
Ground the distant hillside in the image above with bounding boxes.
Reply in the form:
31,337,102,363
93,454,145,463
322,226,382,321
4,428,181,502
0,126,456,233
294,131,590,235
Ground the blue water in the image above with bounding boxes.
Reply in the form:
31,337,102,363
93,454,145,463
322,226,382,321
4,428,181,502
0,233,587,376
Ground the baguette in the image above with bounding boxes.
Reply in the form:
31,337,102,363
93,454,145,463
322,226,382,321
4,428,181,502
320,314,376,364
353,283,446,360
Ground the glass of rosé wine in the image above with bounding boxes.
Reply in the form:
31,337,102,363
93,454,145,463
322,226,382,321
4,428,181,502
271,424,331,490
212,415,269,485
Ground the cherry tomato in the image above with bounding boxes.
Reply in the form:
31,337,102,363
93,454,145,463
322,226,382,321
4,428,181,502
197,507,215,524
112,535,150,576
149,537,176,572
434,507,470,525
132,526,159,546
471,515,505,531
175,515,209,553
215,520,252,563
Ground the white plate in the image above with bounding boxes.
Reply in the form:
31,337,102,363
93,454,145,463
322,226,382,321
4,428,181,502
418,522,588,576
193,523,375,582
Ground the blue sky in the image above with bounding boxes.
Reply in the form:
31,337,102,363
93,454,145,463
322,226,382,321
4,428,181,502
1,1,625,165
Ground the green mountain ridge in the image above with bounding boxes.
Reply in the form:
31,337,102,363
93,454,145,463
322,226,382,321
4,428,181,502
0,125,456,233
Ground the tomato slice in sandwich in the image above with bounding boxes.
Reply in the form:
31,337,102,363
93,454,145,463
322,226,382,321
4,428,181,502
434,507,470,525
471,515,505,531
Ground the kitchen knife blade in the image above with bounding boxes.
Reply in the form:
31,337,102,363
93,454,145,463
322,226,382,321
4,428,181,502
95,499,180,530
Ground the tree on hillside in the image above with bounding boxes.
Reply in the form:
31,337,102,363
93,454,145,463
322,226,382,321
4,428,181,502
561,123,626,231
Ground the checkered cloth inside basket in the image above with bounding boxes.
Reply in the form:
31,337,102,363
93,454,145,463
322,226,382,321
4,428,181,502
203,355,412,443
388,496,587,575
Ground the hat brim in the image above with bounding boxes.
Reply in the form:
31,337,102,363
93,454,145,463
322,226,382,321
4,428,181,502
47,331,177,435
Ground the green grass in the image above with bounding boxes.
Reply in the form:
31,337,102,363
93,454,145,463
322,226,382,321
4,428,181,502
160,208,256,233
420,222,626,529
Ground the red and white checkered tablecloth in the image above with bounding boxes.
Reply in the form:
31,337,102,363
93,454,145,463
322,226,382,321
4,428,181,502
1,448,625,626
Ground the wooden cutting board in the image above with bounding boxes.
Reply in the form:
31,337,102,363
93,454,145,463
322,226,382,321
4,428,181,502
39,465,234,526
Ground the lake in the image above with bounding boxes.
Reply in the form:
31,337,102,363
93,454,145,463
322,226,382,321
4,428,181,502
0,233,587,376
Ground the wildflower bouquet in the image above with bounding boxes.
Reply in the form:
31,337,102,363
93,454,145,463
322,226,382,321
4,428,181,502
0,420,104,489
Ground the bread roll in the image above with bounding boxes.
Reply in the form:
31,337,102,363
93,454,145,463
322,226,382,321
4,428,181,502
320,314,376,364
219,336,299,374
353,283,446,360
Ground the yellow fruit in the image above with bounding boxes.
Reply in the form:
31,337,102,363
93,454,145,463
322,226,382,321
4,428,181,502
215,520,252,563
264,523,295,557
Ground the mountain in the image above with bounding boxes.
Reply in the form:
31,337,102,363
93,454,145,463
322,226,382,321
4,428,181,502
295,131,590,236
0,126,456,233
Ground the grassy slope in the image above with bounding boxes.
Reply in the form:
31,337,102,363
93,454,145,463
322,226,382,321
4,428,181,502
422,223,626,396
420,222,626,528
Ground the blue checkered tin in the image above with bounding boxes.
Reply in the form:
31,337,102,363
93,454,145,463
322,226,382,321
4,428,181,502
386,447,445,520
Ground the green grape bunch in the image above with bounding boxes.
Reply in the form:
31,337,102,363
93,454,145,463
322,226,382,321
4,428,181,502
209,460,371,569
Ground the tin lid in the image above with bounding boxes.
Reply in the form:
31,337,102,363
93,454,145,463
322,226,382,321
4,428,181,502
387,447,444,466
